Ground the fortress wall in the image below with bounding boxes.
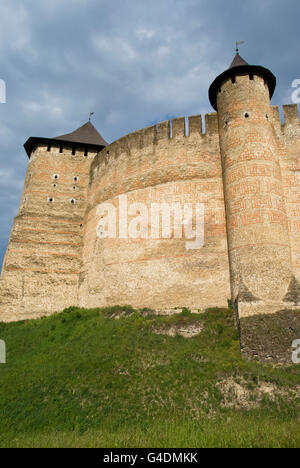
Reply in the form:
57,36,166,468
1,104,298,323
275,104,300,284
0,144,97,321
78,114,231,311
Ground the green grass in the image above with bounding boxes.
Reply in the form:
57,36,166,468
0,306,299,448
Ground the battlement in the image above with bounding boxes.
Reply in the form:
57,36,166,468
91,113,220,179
271,104,300,137
99,112,216,150
31,142,99,160
91,105,300,177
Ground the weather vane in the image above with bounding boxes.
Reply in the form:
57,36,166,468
236,40,245,53
89,112,94,122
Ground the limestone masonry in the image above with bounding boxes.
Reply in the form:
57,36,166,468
0,52,300,360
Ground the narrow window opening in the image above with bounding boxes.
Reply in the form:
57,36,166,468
72,145,76,155
249,73,254,80
47,143,51,152
59,144,63,153
84,147,88,157
231,75,236,84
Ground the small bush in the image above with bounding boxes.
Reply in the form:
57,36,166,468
181,307,191,316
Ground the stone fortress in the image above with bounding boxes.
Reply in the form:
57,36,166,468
0,52,300,360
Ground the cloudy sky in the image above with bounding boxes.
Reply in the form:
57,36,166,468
0,0,299,268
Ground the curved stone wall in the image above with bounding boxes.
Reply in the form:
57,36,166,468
78,115,231,310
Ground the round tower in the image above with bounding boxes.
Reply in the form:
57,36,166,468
209,53,293,316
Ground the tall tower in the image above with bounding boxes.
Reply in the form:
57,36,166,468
209,52,300,357
0,122,107,321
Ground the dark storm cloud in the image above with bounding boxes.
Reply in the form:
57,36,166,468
0,0,299,266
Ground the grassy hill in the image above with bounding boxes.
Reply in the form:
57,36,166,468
0,306,299,448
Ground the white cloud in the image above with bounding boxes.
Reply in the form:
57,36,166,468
21,91,69,119
92,35,138,61
136,27,156,40
0,168,13,179
142,63,215,111
0,167,23,189
157,46,170,58
0,2,31,53
0,124,14,145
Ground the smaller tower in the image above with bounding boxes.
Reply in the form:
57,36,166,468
0,122,107,321
209,52,300,359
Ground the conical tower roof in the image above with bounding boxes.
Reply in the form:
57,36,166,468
208,52,276,111
229,52,249,69
54,121,107,147
24,121,107,158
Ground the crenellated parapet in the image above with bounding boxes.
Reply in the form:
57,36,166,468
270,104,300,140
89,105,300,187
92,113,219,167
88,113,221,210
